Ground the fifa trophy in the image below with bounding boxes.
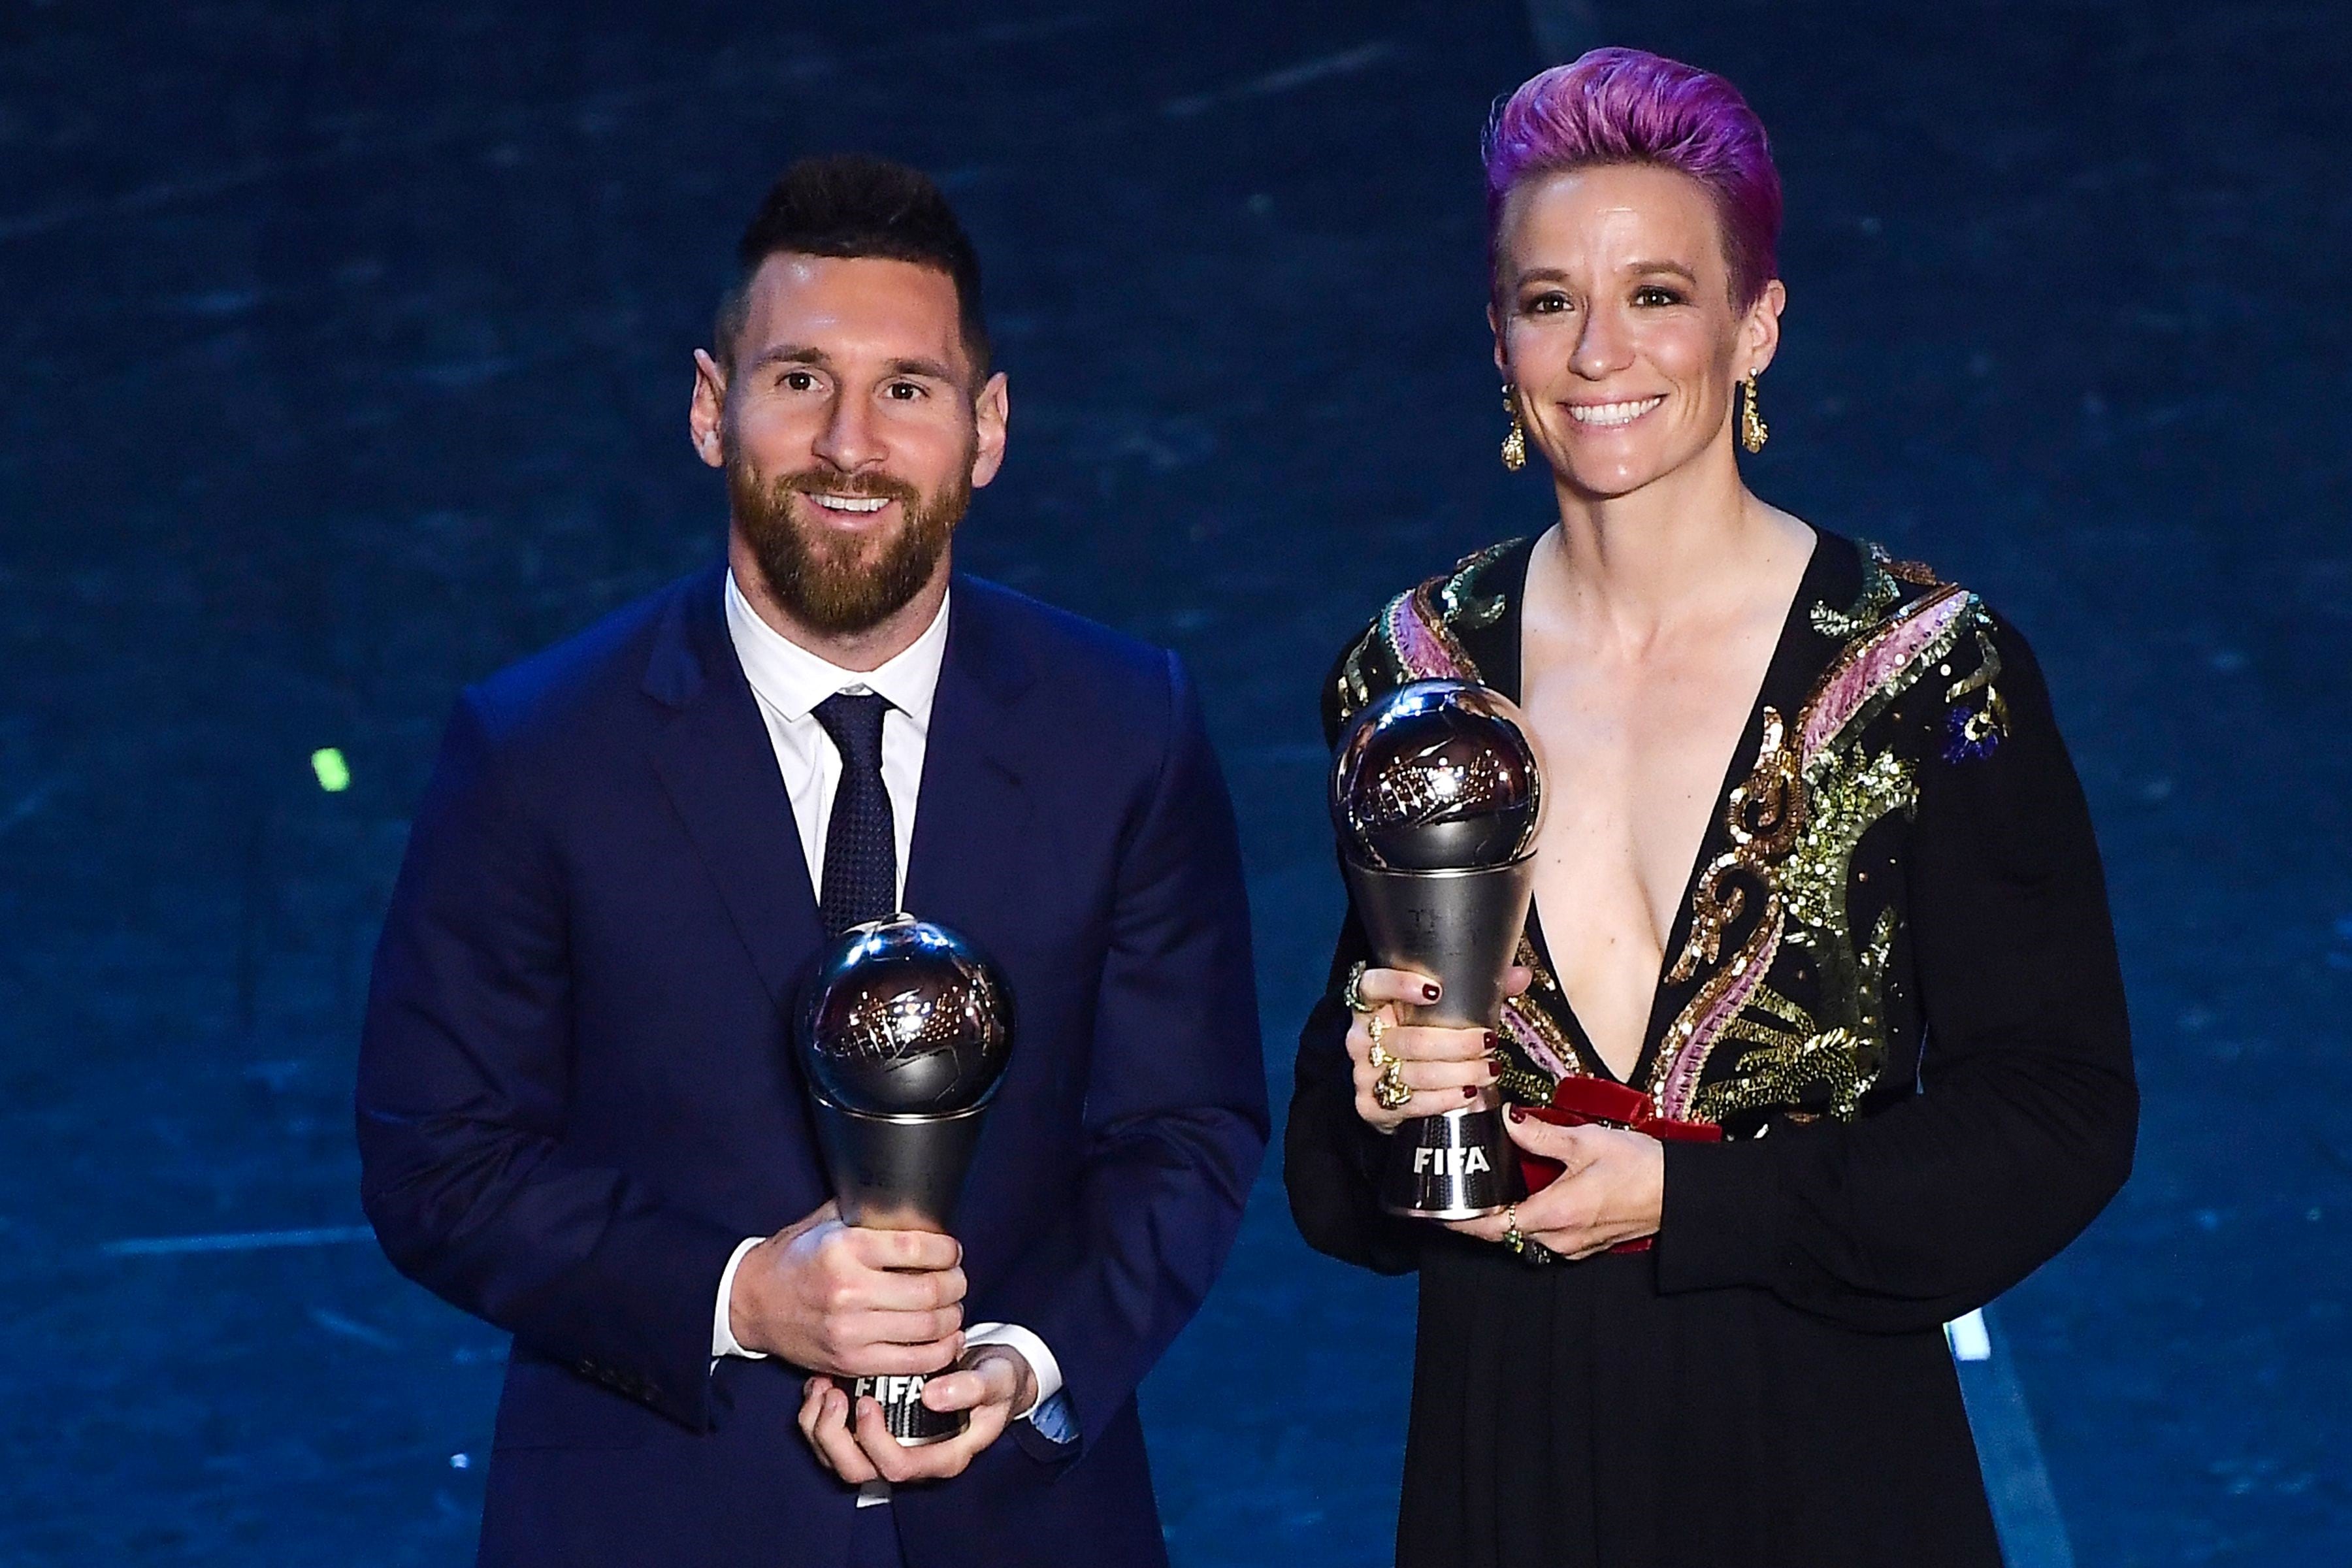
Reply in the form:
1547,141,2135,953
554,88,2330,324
794,913,1013,1445
1331,680,1543,1219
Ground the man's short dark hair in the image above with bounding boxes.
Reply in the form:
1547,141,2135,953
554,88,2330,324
714,154,990,384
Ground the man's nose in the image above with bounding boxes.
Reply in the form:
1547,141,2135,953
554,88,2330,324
811,391,887,473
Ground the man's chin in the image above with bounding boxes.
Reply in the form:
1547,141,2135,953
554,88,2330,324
783,582,928,637
747,534,940,636
791,531,897,581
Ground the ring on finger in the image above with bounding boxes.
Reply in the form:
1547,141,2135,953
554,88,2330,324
1374,1057,1411,1111
1501,1203,1526,1256
1341,960,1373,1015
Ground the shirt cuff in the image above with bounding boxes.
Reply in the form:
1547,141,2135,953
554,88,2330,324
963,1321,1062,1420
711,1235,768,1360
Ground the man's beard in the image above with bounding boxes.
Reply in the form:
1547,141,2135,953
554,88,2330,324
728,448,970,636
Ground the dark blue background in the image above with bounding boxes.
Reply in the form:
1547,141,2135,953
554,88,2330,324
1,1,2345,1562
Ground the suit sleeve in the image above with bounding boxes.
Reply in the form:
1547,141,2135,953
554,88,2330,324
355,691,742,1429
1654,619,2139,1331
979,651,1269,1462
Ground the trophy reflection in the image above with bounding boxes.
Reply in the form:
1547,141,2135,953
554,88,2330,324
1331,680,1543,1219
794,913,1012,1444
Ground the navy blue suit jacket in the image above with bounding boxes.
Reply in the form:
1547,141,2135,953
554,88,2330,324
357,564,1266,1567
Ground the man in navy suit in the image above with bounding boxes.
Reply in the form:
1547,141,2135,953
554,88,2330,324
357,155,1266,1567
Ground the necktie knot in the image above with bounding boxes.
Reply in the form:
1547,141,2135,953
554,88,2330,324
813,691,890,769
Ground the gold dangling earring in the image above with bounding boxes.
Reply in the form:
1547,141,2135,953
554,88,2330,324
1500,384,1527,472
1739,371,1769,454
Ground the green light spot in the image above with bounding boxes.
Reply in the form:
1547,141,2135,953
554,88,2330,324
311,748,351,793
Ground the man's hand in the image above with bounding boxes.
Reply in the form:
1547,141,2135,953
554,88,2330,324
728,1201,967,1378
795,1345,1035,1484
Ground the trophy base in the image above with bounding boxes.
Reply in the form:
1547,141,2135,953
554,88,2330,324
1380,1102,1522,1220
834,1371,967,1446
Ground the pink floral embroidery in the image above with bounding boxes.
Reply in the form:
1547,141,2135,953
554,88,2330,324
1501,1003,1575,1081
1799,584,1968,761
1383,590,1458,682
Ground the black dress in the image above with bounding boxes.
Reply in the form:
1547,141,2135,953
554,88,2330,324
1285,530,2137,1568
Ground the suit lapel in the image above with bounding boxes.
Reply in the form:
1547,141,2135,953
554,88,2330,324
902,580,1035,951
644,568,826,1009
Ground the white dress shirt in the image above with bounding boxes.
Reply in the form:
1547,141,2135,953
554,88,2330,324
711,569,1064,1444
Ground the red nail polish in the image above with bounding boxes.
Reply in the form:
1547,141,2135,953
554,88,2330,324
1463,1085,1478,1100
1507,1104,1525,1122
1422,982,1441,1001
1483,1030,1498,1049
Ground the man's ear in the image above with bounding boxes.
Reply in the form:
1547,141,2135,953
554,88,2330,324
969,370,1010,489
690,349,728,469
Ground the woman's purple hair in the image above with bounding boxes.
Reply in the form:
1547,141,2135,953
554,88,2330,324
1484,48,1782,307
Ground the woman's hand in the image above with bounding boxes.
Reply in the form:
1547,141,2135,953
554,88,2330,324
1446,1111,1664,1258
1344,965,1529,1133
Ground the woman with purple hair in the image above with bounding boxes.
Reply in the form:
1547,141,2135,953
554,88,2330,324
1286,49,2135,1566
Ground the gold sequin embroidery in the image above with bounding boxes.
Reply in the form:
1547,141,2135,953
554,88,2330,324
1653,575,1994,1123
1668,710,1803,984
1331,536,2002,1139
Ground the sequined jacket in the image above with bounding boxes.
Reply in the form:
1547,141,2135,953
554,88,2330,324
1286,530,2138,1327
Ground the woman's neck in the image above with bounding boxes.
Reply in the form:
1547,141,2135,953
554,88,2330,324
1539,442,1802,651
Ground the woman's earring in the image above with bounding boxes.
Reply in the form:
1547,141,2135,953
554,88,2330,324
1739,372,1769,454
1500,385,1527,472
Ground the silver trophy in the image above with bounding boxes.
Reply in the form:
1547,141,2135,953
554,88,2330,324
794,913,1013,1445
1332,680,1543,1219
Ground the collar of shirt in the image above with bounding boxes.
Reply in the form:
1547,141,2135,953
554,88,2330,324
722,568,950,733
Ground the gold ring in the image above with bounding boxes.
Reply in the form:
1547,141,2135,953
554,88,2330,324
1374,1058,1411,1111
1365,1009,1390,1066
1501,1203,1526,1255
1341,960,1373,1015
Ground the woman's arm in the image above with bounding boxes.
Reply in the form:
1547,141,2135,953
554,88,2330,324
1652,617,2138,1332
1285,911,1429,1274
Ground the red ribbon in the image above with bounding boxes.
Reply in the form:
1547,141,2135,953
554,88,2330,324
1514,1076,1721,1254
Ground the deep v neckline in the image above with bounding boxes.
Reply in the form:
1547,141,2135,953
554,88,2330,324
1507,526,1828,1090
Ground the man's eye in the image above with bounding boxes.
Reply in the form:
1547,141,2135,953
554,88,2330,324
781,370,817,391
886,382,923,401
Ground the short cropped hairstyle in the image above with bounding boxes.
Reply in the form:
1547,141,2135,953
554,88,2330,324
1483,48,1781,308
714,154,990,382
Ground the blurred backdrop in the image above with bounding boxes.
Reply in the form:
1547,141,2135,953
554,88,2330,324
1,1,2347,1563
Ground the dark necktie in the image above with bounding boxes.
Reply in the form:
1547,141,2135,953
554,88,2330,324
811,691,897,937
